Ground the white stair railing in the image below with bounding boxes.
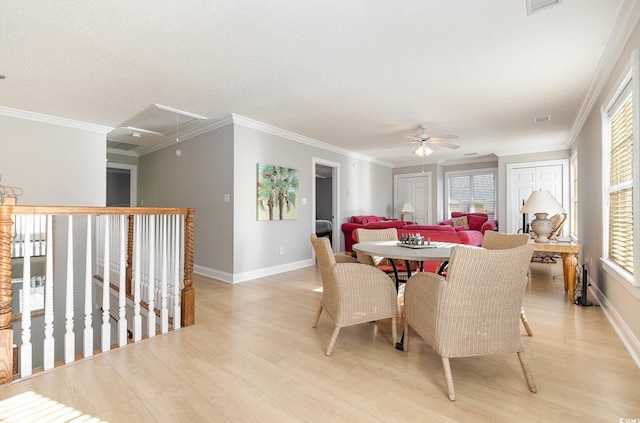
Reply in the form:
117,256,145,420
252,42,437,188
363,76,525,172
0,206,195,384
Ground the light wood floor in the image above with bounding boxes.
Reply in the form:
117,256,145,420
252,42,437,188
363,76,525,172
1,261,639,422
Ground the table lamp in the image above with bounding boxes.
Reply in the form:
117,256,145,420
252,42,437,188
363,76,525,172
400,203,415,222
519,190,565,243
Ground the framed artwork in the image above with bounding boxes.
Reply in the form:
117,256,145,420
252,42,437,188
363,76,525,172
257,163,299,220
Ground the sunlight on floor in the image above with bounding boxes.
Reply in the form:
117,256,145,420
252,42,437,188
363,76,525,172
0,391,106,423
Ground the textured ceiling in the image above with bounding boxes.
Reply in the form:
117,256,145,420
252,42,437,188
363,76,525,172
0,1,628,166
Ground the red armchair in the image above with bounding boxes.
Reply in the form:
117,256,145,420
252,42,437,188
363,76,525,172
440,212,497,234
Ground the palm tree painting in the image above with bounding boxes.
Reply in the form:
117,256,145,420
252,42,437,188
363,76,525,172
257,163,299,220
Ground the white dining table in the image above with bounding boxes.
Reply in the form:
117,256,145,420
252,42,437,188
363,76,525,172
352,240,455,263
352,240,458,288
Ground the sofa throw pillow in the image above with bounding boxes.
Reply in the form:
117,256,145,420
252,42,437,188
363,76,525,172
450,216,469,229
468,214,488,231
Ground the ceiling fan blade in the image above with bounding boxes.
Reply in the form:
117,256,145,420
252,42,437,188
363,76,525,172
428,140,460,149
405,135,422,141
429,134,459,141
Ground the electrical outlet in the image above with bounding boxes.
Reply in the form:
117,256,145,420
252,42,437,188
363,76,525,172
279,246,284,255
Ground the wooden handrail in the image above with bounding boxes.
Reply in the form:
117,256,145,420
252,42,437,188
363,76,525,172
0,205,196,384
3,206,190,216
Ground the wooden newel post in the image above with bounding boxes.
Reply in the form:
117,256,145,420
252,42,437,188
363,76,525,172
181,208,195,327
0,206,14,384
126,215,134,296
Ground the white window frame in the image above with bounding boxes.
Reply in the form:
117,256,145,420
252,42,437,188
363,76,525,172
569,151,578,241
444,167,497,219
601,49,640,296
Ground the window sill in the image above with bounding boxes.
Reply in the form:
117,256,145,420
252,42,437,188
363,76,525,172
601,258,640,299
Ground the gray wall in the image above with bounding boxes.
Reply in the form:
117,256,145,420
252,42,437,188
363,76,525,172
573,19,640,345
138,119,393,282
0,114,106,206
0,112,108,366
139,124,235,276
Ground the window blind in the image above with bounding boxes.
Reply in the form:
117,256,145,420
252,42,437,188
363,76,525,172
608,95,634,274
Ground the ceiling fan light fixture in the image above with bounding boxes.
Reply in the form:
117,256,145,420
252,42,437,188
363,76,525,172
414,145,433,157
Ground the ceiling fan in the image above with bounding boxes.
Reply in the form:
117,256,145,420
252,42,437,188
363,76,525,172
408,125,460,156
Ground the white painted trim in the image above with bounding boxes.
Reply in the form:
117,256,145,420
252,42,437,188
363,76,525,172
568,0,640,147
106,163,138,207
0,106,112,133
194,265,233,284
506,159,569,234
107,148,138,158
443,167,498,220
232,114,393,168
601,49,640,287
589,279,640,368
393,171,432,224
195,259,314,284
312,158,341,253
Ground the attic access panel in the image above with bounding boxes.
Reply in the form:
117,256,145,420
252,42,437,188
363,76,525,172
107,104,207,152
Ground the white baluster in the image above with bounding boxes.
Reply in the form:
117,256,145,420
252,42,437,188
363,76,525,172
173,215,181,329
118,215,128,346
133,215,142,341
101,216,111,352
43,215,55,369
160,215,169,333
20,216,33,377
64,216,75,364
147,215,156,337
83,215,93,358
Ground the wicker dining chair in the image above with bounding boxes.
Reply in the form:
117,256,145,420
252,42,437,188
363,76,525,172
310,234,398,356
403,243,536,401
354,228,420,283
481,231,534,336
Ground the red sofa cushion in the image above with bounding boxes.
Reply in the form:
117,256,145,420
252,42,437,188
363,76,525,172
351,215,389,224
468,214,488,231
402,224,455,232
364,220,406,229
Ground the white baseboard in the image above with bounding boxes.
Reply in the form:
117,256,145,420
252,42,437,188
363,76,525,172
194,259,315,284
589,279,640,368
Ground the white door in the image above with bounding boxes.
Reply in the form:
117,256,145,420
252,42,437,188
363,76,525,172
395,173,432,224
507,161,567,234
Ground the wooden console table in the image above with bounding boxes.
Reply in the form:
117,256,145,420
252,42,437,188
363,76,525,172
530,240,581,303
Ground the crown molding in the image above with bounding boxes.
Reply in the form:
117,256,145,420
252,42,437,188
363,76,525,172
0,106,113,134
568,0,640,147
107,148,139,158
230,114,394,168
137,114,234,156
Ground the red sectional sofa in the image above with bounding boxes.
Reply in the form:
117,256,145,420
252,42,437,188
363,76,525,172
341,216,406,252
342,215,485,253
439,212,498,234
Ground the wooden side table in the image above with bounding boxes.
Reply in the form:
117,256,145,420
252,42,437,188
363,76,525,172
530,240,581,303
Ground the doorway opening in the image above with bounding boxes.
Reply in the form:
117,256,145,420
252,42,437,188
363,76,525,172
106,163,138,207
313,159,340,252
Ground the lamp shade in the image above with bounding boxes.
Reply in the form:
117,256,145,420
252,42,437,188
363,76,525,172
519,190,565,215
400,202,415,213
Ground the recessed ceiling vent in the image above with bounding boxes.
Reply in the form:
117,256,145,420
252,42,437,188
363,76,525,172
526,0,562,15
534,115,551,123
